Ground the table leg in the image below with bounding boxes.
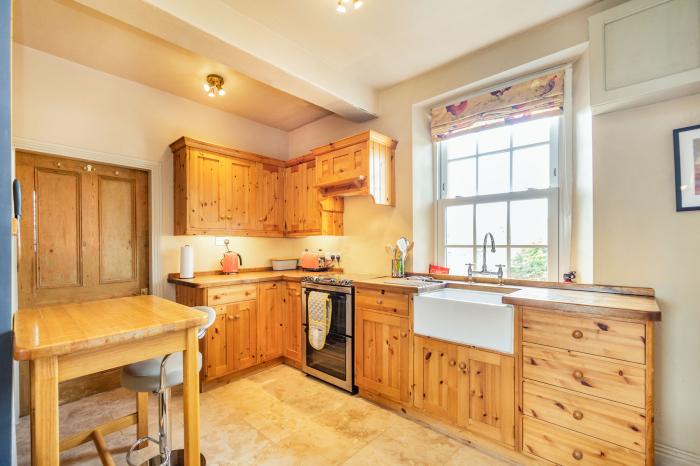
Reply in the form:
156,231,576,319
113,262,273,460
182,327,201,465
31,357,59,466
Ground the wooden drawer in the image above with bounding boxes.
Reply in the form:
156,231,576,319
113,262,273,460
522,344,645,408
207,284,257,305
522,417,644,466
522,308,645,364
355,287,409,316
522,381,645,452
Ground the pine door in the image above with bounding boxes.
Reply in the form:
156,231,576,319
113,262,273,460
206,306,235,379
413,336,459,422
457,347,515,446
354,308,410,402
256,162,284,234
225,157,256,231
283,282,302,363
188,150,227,232
257,281,284,362
229,300,258,371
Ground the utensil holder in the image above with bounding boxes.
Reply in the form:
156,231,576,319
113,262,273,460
391,259,405,278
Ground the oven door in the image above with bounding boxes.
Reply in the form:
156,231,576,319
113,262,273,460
301,285,354,391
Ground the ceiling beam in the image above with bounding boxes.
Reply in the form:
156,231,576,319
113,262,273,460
73,0,378,121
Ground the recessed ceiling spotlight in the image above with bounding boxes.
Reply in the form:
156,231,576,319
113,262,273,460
203,74,225,98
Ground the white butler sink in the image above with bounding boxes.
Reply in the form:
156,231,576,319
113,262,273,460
413,288,515,354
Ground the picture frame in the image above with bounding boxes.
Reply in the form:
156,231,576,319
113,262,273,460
673,123,700,211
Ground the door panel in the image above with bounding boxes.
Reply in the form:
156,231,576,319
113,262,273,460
99,176,136,283
354,308,409,402
257,282,284,361
457,347,515,446
284,283,302,362
206,307,232,379
413,336,458,422
227,157,256,231
256,163,284,233
189,150,226,231
230,300,258,371
34,168,81,289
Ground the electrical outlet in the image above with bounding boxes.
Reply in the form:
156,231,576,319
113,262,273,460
215,237,229,246
334,252,342,263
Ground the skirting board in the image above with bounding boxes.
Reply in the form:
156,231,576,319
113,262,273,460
656,443,700,466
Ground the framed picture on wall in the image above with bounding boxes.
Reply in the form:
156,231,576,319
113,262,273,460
673,124,700,211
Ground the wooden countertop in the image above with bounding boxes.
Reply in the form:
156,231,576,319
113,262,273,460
13,295,208,361
501,287,661,321
168,271,661,321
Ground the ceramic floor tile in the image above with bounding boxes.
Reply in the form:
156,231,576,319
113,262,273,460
16,364,517,466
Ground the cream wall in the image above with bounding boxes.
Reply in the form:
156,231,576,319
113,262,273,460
593,93,700,458
12,44,344,300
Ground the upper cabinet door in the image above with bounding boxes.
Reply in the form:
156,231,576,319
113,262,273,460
256,163,284,234
226,157,256,231
189,150,228,232
303,161,322,233
315,142,367,188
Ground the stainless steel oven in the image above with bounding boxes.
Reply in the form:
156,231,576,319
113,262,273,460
301,278,356,393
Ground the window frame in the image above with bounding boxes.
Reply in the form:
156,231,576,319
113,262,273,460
436,115,562,281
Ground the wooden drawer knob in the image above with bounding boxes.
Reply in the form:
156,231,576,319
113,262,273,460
376,299,383,304
458,362,467,370
449,359,456,366
573,370,584,380
572,329,583,339
400,332,408,338
572,410,584,420
572,449,583,461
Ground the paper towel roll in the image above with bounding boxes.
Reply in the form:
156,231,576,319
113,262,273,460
180,245,194,279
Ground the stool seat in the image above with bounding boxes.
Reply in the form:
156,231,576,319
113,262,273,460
121,351,203,393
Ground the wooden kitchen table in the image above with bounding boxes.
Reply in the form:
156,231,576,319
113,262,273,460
13,295,207,466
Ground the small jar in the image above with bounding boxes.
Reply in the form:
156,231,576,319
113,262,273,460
391,259,405,278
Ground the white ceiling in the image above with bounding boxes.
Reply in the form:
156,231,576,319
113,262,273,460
222,0,596,89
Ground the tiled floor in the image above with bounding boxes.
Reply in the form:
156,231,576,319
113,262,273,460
16,364,515,465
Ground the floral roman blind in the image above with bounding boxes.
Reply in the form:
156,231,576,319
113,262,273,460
430,70,564,141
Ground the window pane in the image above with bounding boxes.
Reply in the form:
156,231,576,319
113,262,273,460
512,117,552,147
477,125,509,153
445,133,476,159
477,152,509,195
512,145,550,191
447,158,476,198
510,247,548,280
475,246,507,271
445,204,473,245
475,201,507,244
511,199,548,245
445,247,473,276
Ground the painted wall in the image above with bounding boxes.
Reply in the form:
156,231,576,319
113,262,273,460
12,44,341,300
593,93,700,458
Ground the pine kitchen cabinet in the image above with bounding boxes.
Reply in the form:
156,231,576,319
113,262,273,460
257,281,285,362
354,286,411,404
171,137,342,237
283,282,302,365
312,130,398,205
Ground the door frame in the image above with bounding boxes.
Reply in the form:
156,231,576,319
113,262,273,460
13,137,163,296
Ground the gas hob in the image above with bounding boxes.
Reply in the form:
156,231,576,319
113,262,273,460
301,275,353,287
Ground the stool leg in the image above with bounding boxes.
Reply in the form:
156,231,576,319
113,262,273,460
157,387,172,464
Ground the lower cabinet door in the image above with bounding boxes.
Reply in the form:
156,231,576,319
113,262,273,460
205,305,234,379
354,308,410,402
257,282,285,362
283,283,302,363
457,347,515,446
229,300,259,371
413,335,459,422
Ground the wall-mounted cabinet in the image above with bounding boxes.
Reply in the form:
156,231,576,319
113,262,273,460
589,0,700,114
171,137,342,237
312,131,397,205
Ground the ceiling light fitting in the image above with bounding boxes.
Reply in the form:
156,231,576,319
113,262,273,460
203,74,226,97
336,0,363,14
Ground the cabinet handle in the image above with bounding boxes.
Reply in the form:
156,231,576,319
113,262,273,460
572,449,583,461
400,331,408,338
376,299,383,305
448,359,456,367
572,410,584,420
572,329,583,339
458,362,467,370
572,370,584,380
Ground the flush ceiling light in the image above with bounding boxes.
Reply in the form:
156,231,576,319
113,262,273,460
203,74,226,97
336,0,363,14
